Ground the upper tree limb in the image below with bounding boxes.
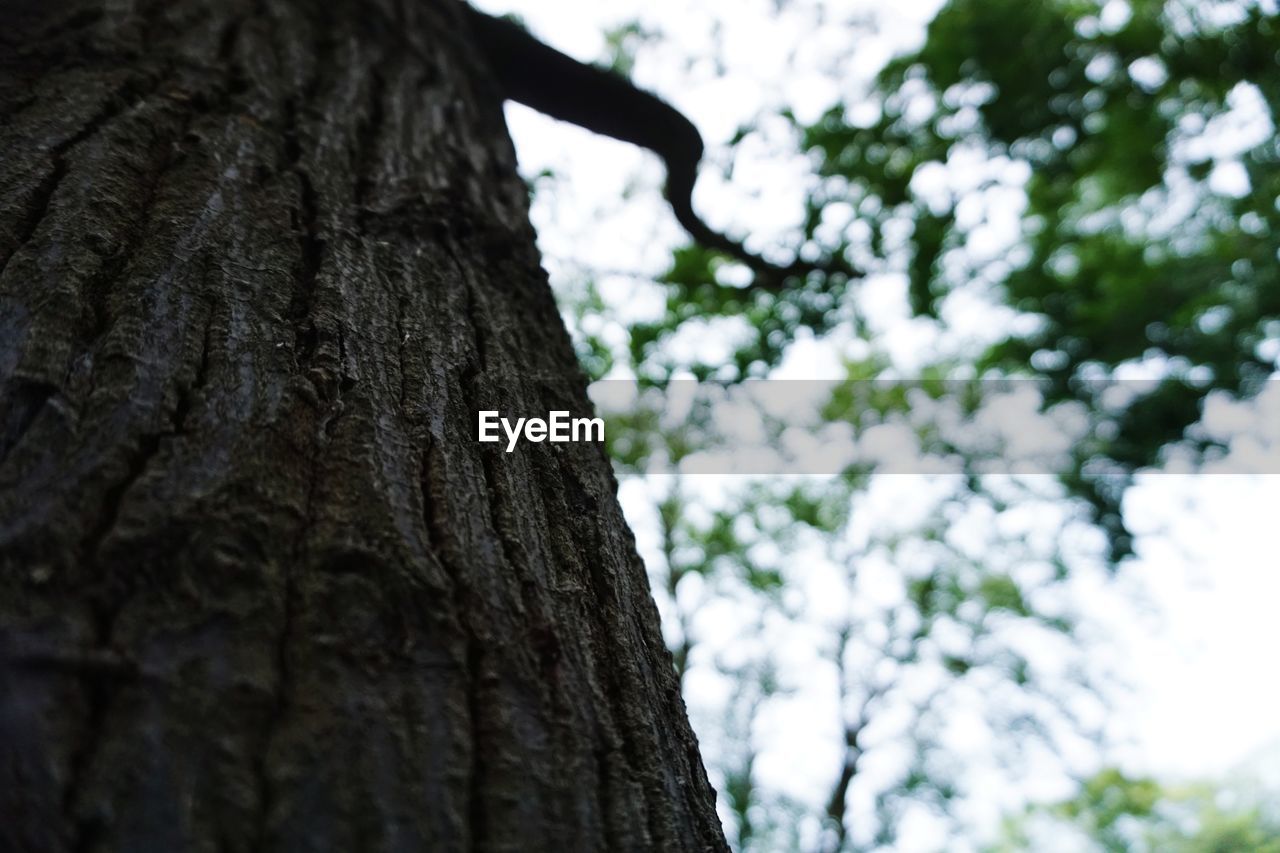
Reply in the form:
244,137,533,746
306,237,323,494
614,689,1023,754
464,7,858,290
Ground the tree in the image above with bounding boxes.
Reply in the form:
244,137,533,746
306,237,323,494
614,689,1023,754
997,767,1280,852
801,0,1280,558
600,381,1108,851
0,1,725,849
530,0,1280,848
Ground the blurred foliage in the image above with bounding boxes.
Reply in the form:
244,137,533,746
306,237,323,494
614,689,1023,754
996,767,1280,851
600,18,659,77
603,378,1107,850
800,0,1279,557
574,0,1280,558
542,0,1279,849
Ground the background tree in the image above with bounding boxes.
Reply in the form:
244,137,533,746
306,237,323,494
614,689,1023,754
997,767,1280,852
601,378,1111,850
512,0,1279,848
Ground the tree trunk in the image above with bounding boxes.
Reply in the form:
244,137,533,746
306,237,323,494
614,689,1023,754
0,1,726,850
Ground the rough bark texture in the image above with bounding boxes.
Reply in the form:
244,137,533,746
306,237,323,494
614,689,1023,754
0,1,726,850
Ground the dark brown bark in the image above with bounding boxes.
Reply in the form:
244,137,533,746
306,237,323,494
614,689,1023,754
0,1,726,850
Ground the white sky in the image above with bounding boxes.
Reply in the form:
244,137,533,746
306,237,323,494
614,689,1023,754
473,0,1280,843
1117,473,1280,779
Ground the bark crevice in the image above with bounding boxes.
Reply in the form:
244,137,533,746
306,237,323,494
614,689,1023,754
418,437,489,851
1,73,152,279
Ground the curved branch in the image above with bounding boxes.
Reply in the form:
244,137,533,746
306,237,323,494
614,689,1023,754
465,7,860,290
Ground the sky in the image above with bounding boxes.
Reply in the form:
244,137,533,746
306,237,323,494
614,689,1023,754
473,0,1280,843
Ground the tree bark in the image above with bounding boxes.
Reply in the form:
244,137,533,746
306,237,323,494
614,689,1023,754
0,1,726,850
